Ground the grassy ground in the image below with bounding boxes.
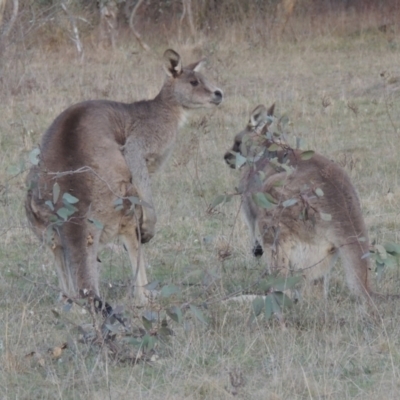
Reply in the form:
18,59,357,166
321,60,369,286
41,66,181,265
1,15,400,399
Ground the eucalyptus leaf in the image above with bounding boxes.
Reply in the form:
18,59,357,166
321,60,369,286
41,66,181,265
300,150,315,160
142,315,153,331
268,143,279,152
251,296,265,318
158,326,174,337
49,215,59,223
296,137,304,149
144,280,160,291
56,207,74,221
273,292,294,308
235,152,247,169
29,148,41,165
45,226,54,244
273,180,285,187
142,334,156,351
270,294,281,314
282,198,298,208
320,212,332,222
62,192,79,204
105,324,122,333
278,114,290,128
128,196,152,209
280,163,294,175
128,196,142,205
258,171,266,181
62,301,73,312
7,165,20,175
189,304,208,325
269,276,301,291
88,218,104,230
62,202,78,213
239,142,248,157
383,254,397,269
375,244,387,260
384,242,400,256
126,337,144,347
114,198,123,207
209,195,227,209
258,279,273,293
166,305,183,324
53,182,60,204
252,192,276,209
160,284,180,298
361,252,371,260
45,200,54,211
264,192,278,204
264,295,273,320
375,261,385,282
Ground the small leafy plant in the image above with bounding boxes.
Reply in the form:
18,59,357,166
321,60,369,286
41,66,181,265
248,276,301,325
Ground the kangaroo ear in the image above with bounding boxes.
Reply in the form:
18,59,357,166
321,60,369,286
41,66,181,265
163,49,182,77
249,105,269,128
186,58,206,72
267,103,275,117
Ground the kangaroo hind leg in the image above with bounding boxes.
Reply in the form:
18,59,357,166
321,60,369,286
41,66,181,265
58,222,103,299
120,220,150,307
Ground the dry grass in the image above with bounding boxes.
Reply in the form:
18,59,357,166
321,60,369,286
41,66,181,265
1,10,400,399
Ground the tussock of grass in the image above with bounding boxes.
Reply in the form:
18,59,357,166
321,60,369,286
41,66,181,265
1,9,400,399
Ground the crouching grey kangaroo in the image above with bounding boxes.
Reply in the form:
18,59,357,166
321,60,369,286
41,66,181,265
25,49,223,308
224,104,374,300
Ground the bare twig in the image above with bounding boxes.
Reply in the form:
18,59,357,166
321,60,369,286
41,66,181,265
98,0,118,49
383,90,398,137
128,0,150,51
277,0,297,36
0,0,6,28
61,1,84,61
0,0,19,39
128,209,143,299
88,293,104,345
179,0,196,41
48,166,125,201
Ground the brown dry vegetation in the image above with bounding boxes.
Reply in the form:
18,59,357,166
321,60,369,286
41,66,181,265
1,2,400,399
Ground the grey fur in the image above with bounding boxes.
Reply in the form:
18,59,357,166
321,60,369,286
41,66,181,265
224,105,371,299
25,49,223,306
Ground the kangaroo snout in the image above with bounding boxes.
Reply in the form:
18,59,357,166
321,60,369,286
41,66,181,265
224,137,242,168
224,151,236,168
212,89,223,105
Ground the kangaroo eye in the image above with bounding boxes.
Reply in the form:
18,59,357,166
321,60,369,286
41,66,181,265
190,80,199,87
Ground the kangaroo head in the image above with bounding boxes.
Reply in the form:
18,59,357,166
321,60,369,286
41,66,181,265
224,104,275,169
162,49,223,109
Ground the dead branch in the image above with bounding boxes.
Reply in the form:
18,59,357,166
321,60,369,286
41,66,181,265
277,0,297,36
98,0,118,49
61,1,84,61
0,0,5,28
128,0,150,51
48,166,123,200
0,0,19,39
179,0,196,41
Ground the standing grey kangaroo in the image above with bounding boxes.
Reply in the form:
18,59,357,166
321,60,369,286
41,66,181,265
224,104,373,300
25,49,223,308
